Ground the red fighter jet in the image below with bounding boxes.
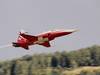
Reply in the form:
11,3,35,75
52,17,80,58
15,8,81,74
12,29,77,50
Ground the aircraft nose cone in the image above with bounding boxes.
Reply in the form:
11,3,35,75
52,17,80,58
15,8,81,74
71,29,78,32
62,29,78,33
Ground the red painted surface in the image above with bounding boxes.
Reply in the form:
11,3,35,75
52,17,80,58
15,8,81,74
12,29,77,50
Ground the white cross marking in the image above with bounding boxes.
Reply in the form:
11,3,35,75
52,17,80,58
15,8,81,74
34,37,49,44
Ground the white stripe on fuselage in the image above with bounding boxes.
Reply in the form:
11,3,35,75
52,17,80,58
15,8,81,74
34,37,49,44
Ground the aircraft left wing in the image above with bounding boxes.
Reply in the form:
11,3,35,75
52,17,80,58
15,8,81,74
39,42,51,47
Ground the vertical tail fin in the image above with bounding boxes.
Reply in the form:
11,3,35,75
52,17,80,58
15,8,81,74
19,29,28,34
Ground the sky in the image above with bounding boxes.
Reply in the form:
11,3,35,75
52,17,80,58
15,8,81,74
0,0,100,60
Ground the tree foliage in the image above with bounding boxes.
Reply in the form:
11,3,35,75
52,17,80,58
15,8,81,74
0,45,100,75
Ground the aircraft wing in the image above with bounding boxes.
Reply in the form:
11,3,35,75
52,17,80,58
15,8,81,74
39,42,51,47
